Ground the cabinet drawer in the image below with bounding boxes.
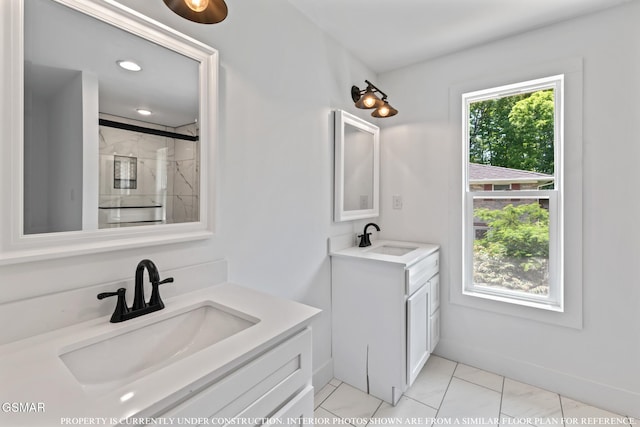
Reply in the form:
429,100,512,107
263,385,314,426
406,251,439,295
429,274,440,315
430,309,440,353
158,328,312,423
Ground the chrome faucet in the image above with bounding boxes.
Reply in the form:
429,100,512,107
98,259,173,323
358,222,380,247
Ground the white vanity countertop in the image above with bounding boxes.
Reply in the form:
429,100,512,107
330,240,439,267
0,283,321,426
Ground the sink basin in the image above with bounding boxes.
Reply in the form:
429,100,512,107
59,303,258,392
368,245,418,256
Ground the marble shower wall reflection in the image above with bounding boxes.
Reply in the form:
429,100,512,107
98,114,200,228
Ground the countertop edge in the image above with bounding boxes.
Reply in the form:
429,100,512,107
329,240,440,267
0,283,321,426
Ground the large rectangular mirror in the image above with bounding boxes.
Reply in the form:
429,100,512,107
0,0,218,264
334,110,380,222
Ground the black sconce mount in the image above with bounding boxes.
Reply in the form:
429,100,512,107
351,80,398,118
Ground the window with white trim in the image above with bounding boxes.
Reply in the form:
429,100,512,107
462,75,564,311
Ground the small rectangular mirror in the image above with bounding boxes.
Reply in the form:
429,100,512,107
334,110,380,222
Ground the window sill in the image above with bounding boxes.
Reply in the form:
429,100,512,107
462,288,563,313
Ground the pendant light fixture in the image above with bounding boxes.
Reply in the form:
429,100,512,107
163,0,228,24
351,80,398,118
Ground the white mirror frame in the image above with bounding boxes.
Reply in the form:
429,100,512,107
0,0,218,265
334,110,380,222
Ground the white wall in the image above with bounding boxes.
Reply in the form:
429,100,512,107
0,0,373,388
82,70,99,231
23,85,51,234
48,71,84,232
23,70,86,233
376,2,640,417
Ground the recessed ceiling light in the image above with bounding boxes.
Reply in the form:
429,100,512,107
117,60,142,72
136,109,152,116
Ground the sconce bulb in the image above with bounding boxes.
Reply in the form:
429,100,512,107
363,96,376,108
355,90,382,109
372,102,398,118
184,0,209,12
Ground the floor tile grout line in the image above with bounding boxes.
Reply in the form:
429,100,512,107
558,393,565,427
317,397,358,427
318,360,636,425
317,406,357,427
314,384,338,410
452,375,505,394
318,381,382,427
365,400,384,427
497,375,505,427
431,362,458,427
402,393,440,411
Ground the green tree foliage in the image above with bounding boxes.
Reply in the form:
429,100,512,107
474,203,549,258
469,89,554,174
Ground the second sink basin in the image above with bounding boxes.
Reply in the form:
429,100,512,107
59,302,258,393
367,245,418,256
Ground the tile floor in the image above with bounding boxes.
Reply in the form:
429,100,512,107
314,356,635,427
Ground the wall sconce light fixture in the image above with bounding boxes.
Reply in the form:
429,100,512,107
163,0,228,24
351,80,398,118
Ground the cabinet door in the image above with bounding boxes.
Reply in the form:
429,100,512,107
407,284,430,386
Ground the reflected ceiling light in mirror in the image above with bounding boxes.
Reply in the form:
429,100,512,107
116,60,142,72
120,391,135,402
351,80,398,118
163,0,228,24
136,108,152,116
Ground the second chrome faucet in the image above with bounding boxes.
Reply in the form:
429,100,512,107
98,259,174,323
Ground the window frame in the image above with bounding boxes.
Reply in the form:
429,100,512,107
462,75,564,311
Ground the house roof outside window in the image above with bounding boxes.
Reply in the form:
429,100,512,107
469,163,554,187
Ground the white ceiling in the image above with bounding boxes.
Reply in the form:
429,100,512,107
288,0,633,73
24,0,634,125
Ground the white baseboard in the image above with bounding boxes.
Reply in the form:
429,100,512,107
436,338,640,418
313,357,334,390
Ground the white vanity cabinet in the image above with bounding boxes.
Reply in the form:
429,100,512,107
331,241,440,405
0,284,321,427
157,328,314,426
